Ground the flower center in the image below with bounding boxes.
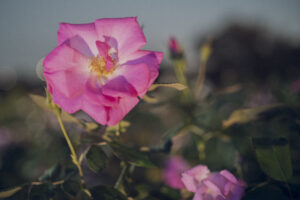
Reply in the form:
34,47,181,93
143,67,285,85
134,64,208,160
89,56,115,77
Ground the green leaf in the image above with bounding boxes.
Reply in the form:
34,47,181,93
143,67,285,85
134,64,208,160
38,163,61,182
86,145,108,173
90,185,127,200
253,137,293,182
109,142,155,168
148,83,187,91
29,94,52,111
29,94,97,130
29,183,54,200
106,120,131,133
61,176,81,197
223,104,281,128
75,190,93,200
152,123,184,153
203,137,236,170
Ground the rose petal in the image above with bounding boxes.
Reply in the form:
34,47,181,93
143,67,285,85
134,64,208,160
81,99,108,125
206,172,228,195
43,41,90,73
48,83,82,113
94,17,146,63
181,165,210,192
163,157,190,189
85,77,119,107
102,76,137,98
203,179,223,197
193,188,205,200
227,184,246,200
65,35,94,58
107,96,139,126
43,43,90,100
57,22,98,55
125,51,163,82
220,170,238,184
114,63,150,96
96,41,114,70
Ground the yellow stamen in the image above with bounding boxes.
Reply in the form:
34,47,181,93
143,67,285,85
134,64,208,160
89,56,114,77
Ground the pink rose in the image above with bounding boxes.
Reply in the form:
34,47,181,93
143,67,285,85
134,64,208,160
163,157,190,189
182,166,247,200
43,17,163,126
181,165,211,192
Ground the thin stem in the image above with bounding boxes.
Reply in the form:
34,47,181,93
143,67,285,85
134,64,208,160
194,61,207,97
173,60,191,102
194,38,212,98
54,109,83,178
114,163,127,189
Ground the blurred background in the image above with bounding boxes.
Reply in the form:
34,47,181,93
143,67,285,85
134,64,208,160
1,0,300,199
1,0,300,83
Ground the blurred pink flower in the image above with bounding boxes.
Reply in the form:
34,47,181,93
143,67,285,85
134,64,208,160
0,127,12,150
182,165,247,200
43,17,163,126
163,156,190,189
169,37,183,59
291,79,300,93
181,165,211,192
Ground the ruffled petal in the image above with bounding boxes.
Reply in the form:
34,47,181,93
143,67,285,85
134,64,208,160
43,42,90,73
220,170,238,184
227,184,246,200
81,99,108,125
181,165,210,192
203,179,223,197
163,157,189,189
102,76,137,98
125,50,163,65
123,50,163,96
43,43,90,114
48,83,82,113
113,63,150,96
64,35,94,58
94,17,146,63
193,188,205,200
85,77,120,107
107,96,139,126
96,41,114,70
58,22,98,55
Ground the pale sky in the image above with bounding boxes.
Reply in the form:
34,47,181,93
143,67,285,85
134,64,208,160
0,0,299,82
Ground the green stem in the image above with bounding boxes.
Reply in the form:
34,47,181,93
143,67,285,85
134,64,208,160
173,60,191,102
114,163,127,189
194,60,207,97
54,108,83,178
194,38,212,98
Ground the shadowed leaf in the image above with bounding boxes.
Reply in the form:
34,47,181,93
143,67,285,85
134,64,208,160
29,94,52,111
29,183,54,200
86,145,108,173
38,163,61,182
243,184,289,200
109,142,155,168
90,185,126,200
223,104,281,128
253,137,293,182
